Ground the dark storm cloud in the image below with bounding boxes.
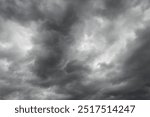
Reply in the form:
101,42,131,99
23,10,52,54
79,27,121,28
121,26,150,99
32,4,79,78
0,0,41,22
101,0,129,18
0,85,17,99
91,0,135,20
100,25,150,100
27,0,98,99
0,0,96,99
0,0,72,25
0,0,150,100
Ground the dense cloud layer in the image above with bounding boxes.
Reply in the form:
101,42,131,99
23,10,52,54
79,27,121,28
0,0,150,99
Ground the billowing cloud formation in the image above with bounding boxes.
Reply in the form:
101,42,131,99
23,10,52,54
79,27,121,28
0,0,150,99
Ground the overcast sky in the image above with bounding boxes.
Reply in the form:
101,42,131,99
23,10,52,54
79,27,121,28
0,0,150,99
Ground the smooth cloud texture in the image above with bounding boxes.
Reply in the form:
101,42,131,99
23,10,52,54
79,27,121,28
0,0,150,99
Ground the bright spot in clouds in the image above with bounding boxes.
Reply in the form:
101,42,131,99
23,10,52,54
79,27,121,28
9,21,34,55
0,19,34,58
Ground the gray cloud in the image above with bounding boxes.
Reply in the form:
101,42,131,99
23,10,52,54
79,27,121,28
113,26,150,99
0,0,150,99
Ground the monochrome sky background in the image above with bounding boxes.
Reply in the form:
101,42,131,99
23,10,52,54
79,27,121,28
0,0,150,99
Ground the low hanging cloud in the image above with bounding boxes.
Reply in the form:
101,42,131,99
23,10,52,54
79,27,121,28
0,0,150,99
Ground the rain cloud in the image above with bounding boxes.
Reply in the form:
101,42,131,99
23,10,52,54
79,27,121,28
0,0,150,99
